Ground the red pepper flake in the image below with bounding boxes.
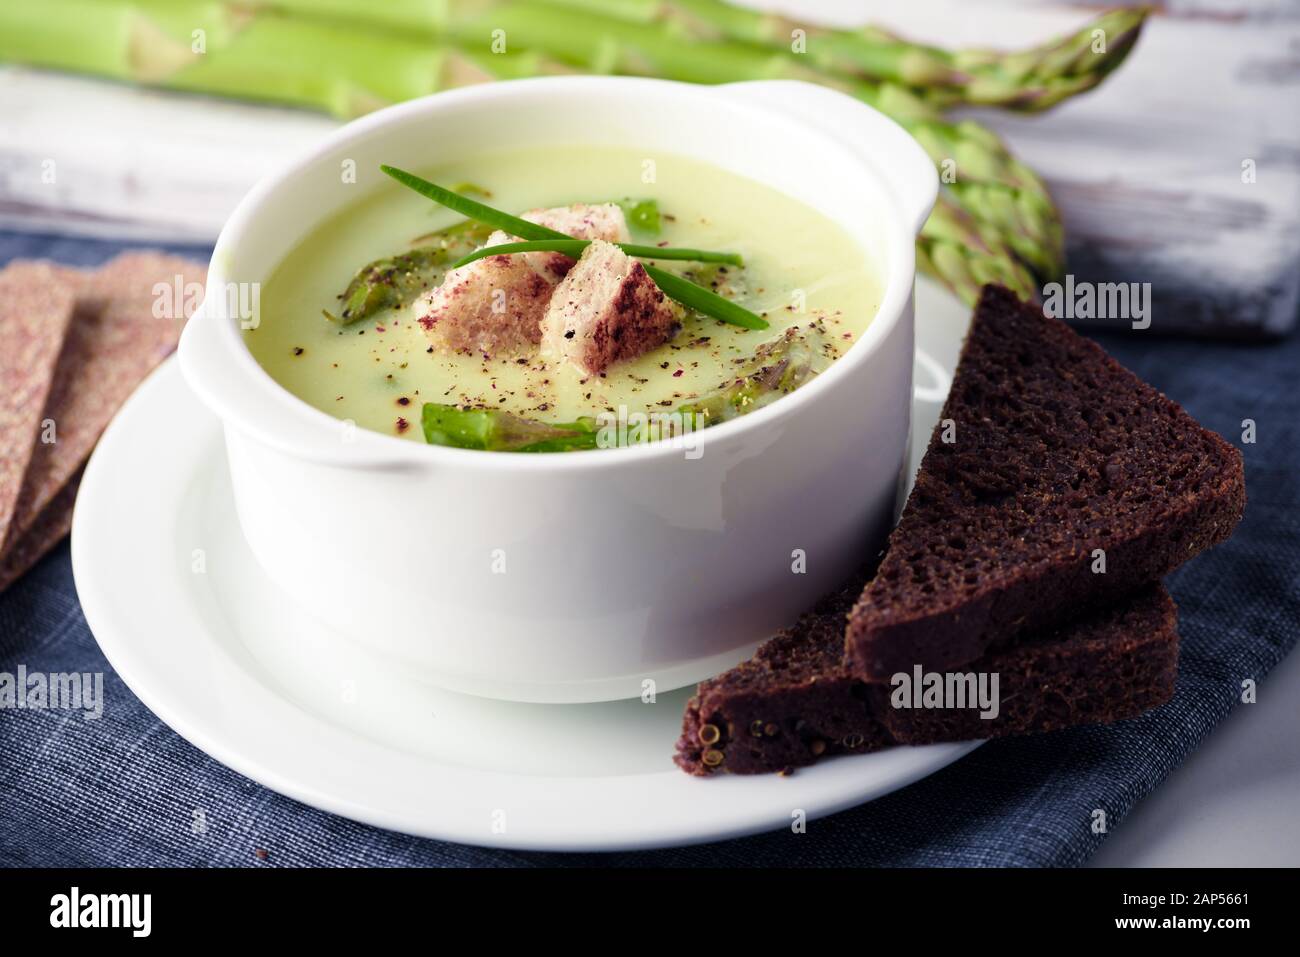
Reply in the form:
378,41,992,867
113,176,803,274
396,417,410,433
376,325,386,333
673,369,683,377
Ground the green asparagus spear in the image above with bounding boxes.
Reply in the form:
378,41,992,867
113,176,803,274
422,404,601,452
255,0,1146,113
325,215,494,325
947,8,1148,111
324,246,450,325
0,0,576,116
919,193,1038,304
679,324,824,426
408,217,495,246
549,1,1148,112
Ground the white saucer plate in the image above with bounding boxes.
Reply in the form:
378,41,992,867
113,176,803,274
72,278,977,852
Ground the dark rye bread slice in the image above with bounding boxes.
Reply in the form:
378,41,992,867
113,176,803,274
675,578,1178,776
846,285,1243,680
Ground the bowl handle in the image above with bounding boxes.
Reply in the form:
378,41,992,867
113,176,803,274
712,80,938,236
179,292,419,468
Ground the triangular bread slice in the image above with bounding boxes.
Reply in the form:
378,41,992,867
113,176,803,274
5,253,201,556
676,576,1178,776
846,285,1243,680
0,262,76,551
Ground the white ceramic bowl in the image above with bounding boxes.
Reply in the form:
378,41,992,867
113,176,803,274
180,76,937,703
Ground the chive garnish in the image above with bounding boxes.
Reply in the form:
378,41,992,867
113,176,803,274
641,265,769,330
451,239,742,270
381,165,574,241
380,165,768,331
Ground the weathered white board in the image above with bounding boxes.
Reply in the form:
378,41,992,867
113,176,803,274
1,0,1296,334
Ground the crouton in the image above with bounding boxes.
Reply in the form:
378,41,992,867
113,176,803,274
516,203,631,282
416,250,555,356
416,204,632,356
523,203,630,242
541,240,681,376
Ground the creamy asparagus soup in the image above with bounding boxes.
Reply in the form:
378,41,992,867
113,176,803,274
246,146,881,450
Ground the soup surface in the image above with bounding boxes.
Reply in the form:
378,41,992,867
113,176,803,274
246,146,881,442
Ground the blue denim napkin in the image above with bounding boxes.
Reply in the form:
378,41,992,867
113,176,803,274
1,231,1295,867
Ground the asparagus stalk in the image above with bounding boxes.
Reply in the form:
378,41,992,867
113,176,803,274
421,404,601,452
325,246,451,325
554,1,1148,112
0,0,575,116
919,193,1038,303
679,323,824,426
326,218,494,325
260,0,1147,112
947,8,1148,111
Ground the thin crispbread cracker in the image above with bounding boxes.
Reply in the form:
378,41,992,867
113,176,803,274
0,261,77,550
3,252,205,553
0,468,81,595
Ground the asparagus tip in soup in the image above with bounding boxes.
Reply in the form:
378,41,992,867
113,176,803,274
679,323,826,427
422,404,601,453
